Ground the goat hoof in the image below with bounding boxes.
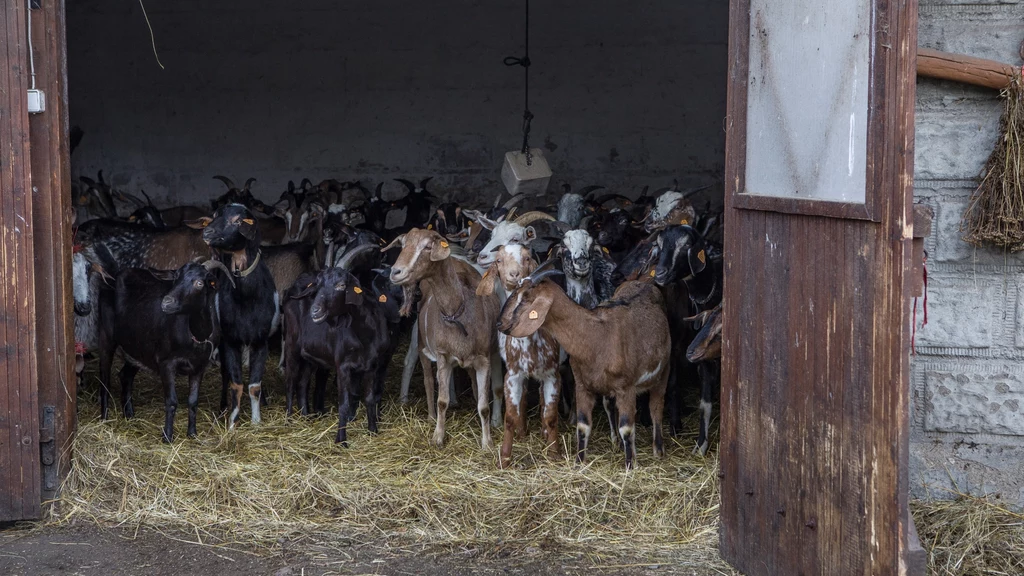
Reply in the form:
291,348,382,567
431,432,446,447
692,442,709,456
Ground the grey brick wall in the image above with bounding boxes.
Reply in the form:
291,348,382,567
911,1,1024,507
66,1,728,206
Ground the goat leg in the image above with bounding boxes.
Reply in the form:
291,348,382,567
499,372,526,468
575,387,597,464
603,396,622,450
432,358,453,447
541,373,562,461
98,348,114,421
490,353,504,429
474,359,493,450
694,361,716,456
367,361,387,435
161,367,179,444
649,374,667,459
248,344,269,426
187,373,201,439
335,369,353,446
616,393,637,470
221,345,245,430
419,350,436,421
119,363,139,419
313,368,328,415
399,323,419,404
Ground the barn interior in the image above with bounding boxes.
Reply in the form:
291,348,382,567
66,0,728,213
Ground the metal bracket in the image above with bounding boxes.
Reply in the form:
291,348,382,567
39,405,58,494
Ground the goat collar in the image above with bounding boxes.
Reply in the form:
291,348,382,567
689,275,718,307
233,250,262,278
439,300,469,338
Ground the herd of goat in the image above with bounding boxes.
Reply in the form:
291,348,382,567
70,172,724,469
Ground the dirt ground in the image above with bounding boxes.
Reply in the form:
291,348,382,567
0,523,730,576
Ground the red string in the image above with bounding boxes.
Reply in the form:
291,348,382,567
911,253,929,356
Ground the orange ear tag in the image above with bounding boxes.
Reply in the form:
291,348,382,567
649,269,656,277
697,250,706,264
378,294,387,303
242,218,254,225
427,224,433,230
353,286,363,294
528,310,539,320
440,240,449,248
602,247,609,254
680,219,689,225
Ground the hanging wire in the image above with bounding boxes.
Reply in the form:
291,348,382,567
138,0,165,70
503,0,533,165
26,0,36,90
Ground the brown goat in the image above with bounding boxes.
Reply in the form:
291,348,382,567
477,245,561,468
499,268,670,469
386,228,501,449
686,304,722,362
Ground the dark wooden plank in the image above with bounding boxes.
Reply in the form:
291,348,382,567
917,47,1015,90
0,0,42,522
734,193,875,222
721,0,918,572
29,0,75,503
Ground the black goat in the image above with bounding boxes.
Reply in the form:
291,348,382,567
282,252,392,445
394,177,436,229
653,224,722,455
426,202,467,240
96,260,231,442
211,176,276,217
201,204,279,429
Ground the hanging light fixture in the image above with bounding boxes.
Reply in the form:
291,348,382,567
500,0,552,196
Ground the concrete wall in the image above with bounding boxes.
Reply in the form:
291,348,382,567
66,0,728,208
911,1,1024,506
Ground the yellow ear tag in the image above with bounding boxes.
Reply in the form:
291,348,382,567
466,219,473,225
697,250,706,264
602,247,609,254
440,240,449,248
378,294,387,303
528,310,539,320
129,215,137,222
353,286,363,294
427,224,433,230
649,269,656,277
242,218,254,225
306,282,314,288
680,218,689,225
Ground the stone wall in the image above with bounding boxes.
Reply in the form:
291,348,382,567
911,1,1024,506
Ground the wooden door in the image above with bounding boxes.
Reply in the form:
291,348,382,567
720,0,921,573
0,0,42,522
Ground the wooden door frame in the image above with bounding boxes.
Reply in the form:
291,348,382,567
0,0,42,522
720,0,921,573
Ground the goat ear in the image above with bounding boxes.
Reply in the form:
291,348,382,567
524,226,537,242
346,284,365,306
430,237,451,261
238,218,259,240
185,217,213,230
147,268,177,282
290,280,318,300
509,291,553,338
687,242,707,277
476,265,498,296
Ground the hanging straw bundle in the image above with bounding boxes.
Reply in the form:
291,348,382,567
961,69,1024,250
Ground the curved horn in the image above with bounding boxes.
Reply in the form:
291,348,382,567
139,189,155,207
419,177,433,190
243,178,257,192
355,183,371,199
514,210,556,226
502,193,526,210
117,190,146,208
374,182,385,199
213,175,236,189
97,170,107,185
380,235,405,252
202,259,236,288
638,185,650,199
592,193,633,206
492,193,502,209
300,178,312,190
337,244,379,270
682,183,713,199
394,178,416,193
526,267,564,286
580,185,605,198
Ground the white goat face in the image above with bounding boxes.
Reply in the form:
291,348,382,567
72,251,93,316
477,221,532,266
650,191,684,226
561,229,593,280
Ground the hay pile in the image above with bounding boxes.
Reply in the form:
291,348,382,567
54,353,724,567
961,69,1024,250
911,491,1024,576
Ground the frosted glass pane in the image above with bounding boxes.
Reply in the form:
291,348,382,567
744,1,871,203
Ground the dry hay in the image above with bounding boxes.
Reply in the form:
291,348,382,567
961,69,1024,250
911,491,1024,576
53,351,727,569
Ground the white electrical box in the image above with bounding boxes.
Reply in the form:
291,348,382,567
27,89,45,114
501,148,552,196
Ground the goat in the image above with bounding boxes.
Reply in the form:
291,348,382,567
394,178,436,230
386,228,500,449
475,211,558,267
96,259,231,442
477,245,561,467
461,193,526,256
359,182,396,238
498,264,670,469
642,185,711,233
497,266,671,469
201,204,279,429
72,248,105,382
210,176,274,216
78,171,118,220
555,184,604,230
160,205,209,228
426,201,468,241
686,304,722,362
282,246,392,444
276,180,326,244
74,218,211,275
653,224,722,455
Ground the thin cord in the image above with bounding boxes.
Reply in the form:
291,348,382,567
26,0,36,90
138,0,165,70
503,0,533,163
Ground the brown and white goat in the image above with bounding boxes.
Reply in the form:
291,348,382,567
499,267,671,469
386,228,501,449
477,245,561,468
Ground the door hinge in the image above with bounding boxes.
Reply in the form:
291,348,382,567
39,405,58,494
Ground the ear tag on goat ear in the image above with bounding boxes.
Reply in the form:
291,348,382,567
242,218,254,225
439,240,449,248
128,215,137,222
528,310,539,320
697,250,706,264
650,269,656,277
353,286,363,294
680,218,689,225
602,247,609,254
378,294,387,303
306,282,314,288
